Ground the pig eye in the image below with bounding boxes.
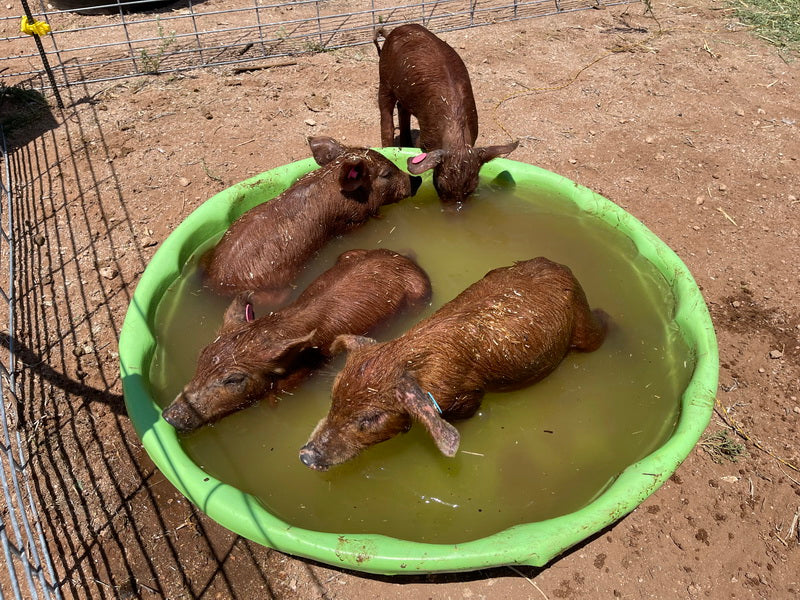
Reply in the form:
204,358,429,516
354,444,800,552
377,168,392,179
221,372,247,387
357,412,384,432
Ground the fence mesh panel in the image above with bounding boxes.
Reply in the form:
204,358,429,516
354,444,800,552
2,0,633,91
1,126,63,600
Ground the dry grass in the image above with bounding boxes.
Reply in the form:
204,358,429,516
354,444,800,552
700,429,746,464
731,0,800,56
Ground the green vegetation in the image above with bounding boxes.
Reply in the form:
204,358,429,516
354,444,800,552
140,19,177,74
700,429,746,464
731,0,800,56
303,40,332,53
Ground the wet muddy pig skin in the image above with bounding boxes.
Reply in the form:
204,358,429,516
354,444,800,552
374,24,518,204
300,257,608,470
163,249,432,433
202,136,423,305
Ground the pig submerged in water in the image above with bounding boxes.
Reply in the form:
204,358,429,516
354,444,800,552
374,24,518,204
203,136,422,305
164,249,432,433
300,257,608,470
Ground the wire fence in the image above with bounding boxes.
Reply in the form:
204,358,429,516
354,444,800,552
2,0,635,96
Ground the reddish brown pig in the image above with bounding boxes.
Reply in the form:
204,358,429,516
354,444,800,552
163,249,432,433
374,24,518,204
203,136,422,305
299,257,608,470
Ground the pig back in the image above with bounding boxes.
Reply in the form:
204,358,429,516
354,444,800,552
202,152,409,301
403,257,594,392
283,248,432,354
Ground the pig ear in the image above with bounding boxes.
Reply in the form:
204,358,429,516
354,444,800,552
330,334,377,355
338,158,369,193
309,136,347,166
476,140,519,165
220,293,254,331
406,150,445,175
270,330,316,374
395,373,460,457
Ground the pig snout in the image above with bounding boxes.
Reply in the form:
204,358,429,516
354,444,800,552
409,174,422,196
298,443,329,471
162,393,206,433
299,417,337,471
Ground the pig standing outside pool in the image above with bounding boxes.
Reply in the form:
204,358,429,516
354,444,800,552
375,24,518,204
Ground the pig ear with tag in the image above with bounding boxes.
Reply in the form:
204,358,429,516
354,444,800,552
395,373,460,457
338,158,369,193
406,149,446,175
476,140,519,165
220,292,255,332
308,136,347,166
330,334,377,355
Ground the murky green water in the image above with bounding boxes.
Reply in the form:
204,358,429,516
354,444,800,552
149,178,693,544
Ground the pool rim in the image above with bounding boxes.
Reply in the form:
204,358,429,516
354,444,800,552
119,148,719,574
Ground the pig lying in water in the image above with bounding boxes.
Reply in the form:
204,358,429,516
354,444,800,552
374,24,518,204
163,249,432,433
203,136,422,305
300,257,608,470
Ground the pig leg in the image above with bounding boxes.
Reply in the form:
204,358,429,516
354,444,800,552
378,85,397,147
396,103,413,147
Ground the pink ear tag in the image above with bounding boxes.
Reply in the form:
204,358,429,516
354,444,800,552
411,153,428,164
348,167,360,179
245,303,255,323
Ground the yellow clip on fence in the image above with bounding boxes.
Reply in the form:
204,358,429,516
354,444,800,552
20,16,51,37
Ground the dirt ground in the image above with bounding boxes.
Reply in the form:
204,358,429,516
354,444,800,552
3,0,800,597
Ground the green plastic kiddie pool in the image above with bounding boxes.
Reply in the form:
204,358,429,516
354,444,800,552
119,148,718,574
